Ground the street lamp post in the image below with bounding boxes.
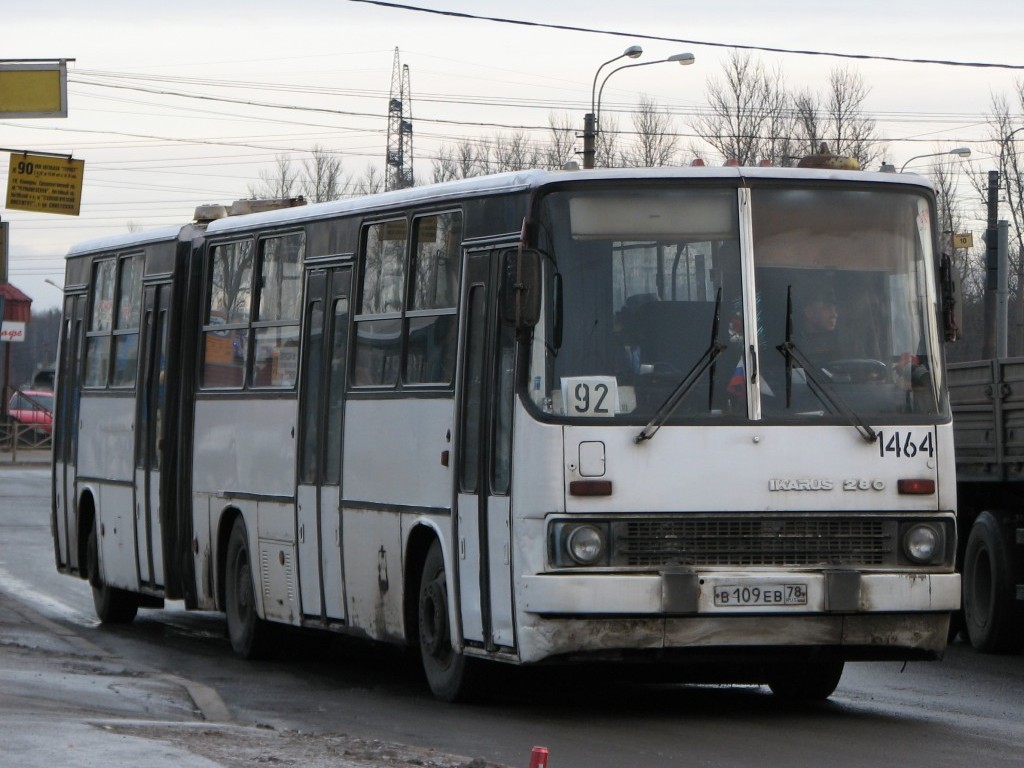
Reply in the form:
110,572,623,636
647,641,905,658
999,126,1024,170
586,52,695,169
898,147,972,173
1002,125,1024,147
594,52,696,138
583,45,643,170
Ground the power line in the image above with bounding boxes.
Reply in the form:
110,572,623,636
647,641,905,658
347,1,1024,71
56,77,1018,151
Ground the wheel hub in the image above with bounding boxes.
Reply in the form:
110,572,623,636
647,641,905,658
421,576,449,657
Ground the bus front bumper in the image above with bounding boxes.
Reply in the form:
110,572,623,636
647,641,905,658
515,571,959,663
521,570,960,616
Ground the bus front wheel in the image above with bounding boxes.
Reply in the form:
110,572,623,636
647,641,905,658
767,660,844,702
418,540,477,702
86,524,139,624
224,518,274,659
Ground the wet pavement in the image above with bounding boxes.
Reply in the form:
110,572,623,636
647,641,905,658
0,456,504,768
0,587,504,767
0,588,220,767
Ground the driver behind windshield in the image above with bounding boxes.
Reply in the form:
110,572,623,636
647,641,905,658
797,285,840,360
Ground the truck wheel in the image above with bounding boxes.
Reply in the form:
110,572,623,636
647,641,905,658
418,540,478,702
224,518,274,659
963,511,1023,653
767,660,844,702
87,524,139,624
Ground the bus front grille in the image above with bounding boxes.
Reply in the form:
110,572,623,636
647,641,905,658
619,517,892,567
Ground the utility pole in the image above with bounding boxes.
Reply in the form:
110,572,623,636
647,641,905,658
582,112,596,169
997,220,1009,357
983,170,1000,359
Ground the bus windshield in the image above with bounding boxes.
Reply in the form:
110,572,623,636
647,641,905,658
529,183,945,424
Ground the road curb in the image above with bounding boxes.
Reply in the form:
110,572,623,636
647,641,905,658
0,587,233,724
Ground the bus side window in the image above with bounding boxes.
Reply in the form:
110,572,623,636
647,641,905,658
201,240,252,389
405,212,462,386
353,220,406,387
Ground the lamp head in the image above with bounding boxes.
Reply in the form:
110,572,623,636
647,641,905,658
950,147,971,159
668,52,696,65
624,45,643,59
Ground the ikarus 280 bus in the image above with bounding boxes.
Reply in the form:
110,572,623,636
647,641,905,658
52,160,960,702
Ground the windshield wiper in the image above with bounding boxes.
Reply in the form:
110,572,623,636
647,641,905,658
636,288,724,443
777,287,878,443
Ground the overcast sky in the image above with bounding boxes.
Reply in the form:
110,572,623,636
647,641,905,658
2,0,1022,310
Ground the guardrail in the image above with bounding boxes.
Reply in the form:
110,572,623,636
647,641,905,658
0,422,52,464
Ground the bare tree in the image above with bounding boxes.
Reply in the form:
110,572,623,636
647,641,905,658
990,88,1024,276
792,87,824,161
300,145,347,202
822,67,882,169
249,154,299,199
695,55,881,168
433,130,545,180
431,140,487,182
791,68,882,168
620,95,679,167
967,85,1024,353
932,159,985,360
595,113,623,168
491,130,542,172
544,113,578,170
693,50,793,166
355,164,385,195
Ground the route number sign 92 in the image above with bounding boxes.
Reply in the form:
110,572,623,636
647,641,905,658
560,376,620,417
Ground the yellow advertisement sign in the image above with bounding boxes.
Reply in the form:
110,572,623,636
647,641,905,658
6,153,85,216
0,62,68,118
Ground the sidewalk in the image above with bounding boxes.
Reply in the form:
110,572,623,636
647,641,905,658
0,590,501,767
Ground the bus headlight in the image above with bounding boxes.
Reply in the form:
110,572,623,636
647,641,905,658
567,525,606,565
902,523,942,563
551,522,610,567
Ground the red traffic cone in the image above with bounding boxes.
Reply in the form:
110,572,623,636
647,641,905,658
529,746,549,768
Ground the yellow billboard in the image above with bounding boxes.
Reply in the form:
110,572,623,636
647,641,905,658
0,61,68,118
6,153,85,216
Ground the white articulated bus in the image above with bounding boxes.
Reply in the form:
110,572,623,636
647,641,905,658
52,163,960,702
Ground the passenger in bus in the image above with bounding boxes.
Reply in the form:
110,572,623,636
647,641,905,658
615,293,659,375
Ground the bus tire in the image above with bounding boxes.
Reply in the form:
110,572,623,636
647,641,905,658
963,511,1023,653
86,524,139,624
225,518,274,659
767,660,844,703
418,540,477,702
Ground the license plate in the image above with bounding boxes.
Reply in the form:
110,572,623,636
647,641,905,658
712,583,808,607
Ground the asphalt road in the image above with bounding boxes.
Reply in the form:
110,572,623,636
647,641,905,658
2,464,1022,768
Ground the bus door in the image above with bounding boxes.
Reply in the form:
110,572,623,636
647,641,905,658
133,283,170,589
455,248,516,650
297,266,351,622
54,293,86,573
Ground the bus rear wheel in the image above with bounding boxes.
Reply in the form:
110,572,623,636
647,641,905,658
224,518,274,659
767,660,844,703
86,524,139,624
963,511,1023,653
418,540,477,702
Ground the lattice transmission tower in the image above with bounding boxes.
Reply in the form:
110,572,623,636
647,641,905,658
385,47,414,191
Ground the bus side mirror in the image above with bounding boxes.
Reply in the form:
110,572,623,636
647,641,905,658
500,248,542,329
